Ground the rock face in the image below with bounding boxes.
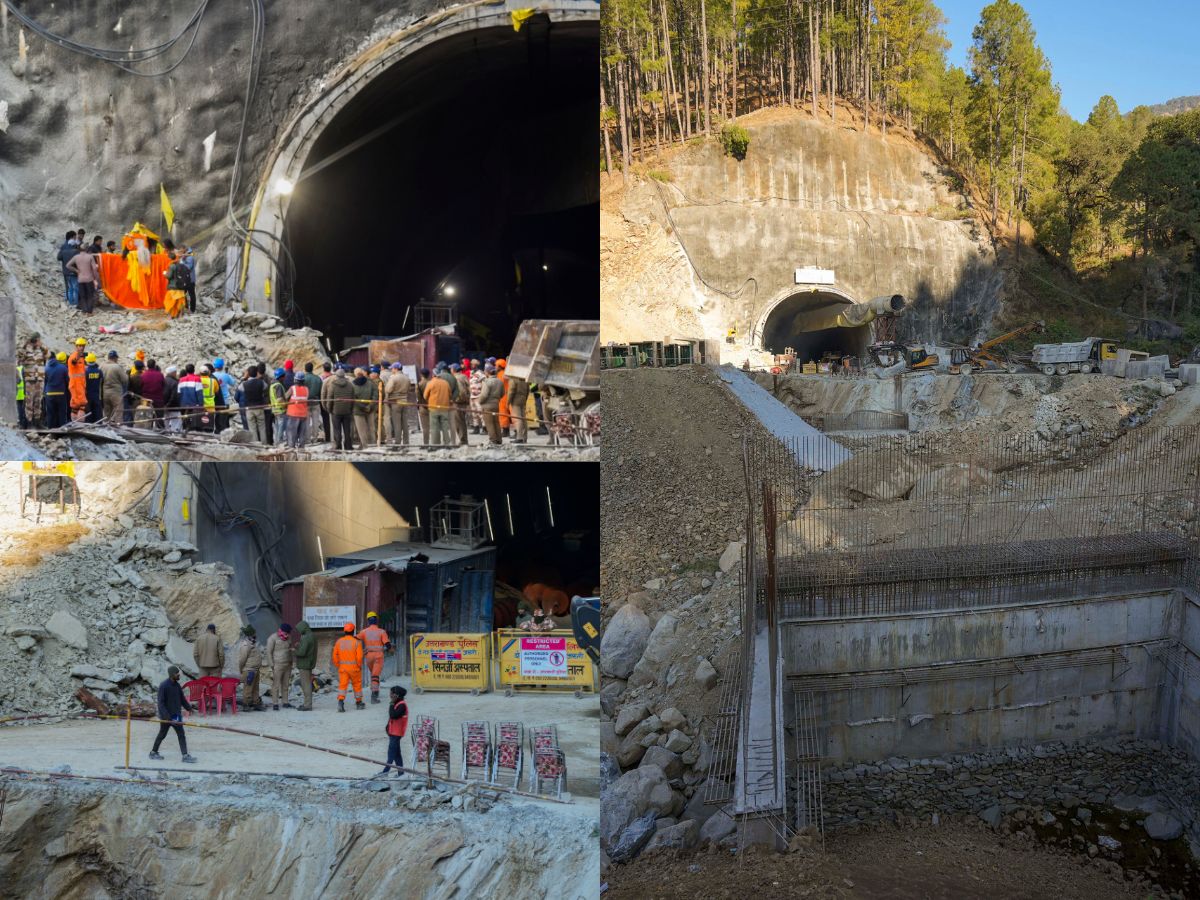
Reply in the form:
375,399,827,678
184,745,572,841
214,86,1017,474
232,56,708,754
600,604,651,680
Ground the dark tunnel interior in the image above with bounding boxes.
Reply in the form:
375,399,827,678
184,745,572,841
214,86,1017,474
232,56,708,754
356,462,599,595
284,18,599,355
760,293,871,362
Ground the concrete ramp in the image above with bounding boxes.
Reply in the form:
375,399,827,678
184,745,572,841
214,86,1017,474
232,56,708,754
716,365,851,468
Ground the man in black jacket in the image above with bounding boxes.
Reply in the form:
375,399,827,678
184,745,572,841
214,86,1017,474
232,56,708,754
149,666,197,762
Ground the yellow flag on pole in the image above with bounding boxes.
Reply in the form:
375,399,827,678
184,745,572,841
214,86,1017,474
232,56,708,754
160,184,175,232
511,9,535,31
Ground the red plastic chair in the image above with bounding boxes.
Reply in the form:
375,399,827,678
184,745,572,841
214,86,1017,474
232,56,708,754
213,677,240,715
182,680,209,717
198,676,223,713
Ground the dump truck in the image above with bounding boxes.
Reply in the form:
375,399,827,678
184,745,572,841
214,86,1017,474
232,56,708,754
505,320,600,418
1030,337,1120,375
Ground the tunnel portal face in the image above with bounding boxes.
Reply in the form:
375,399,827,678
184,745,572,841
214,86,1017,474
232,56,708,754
282,17,598,353
760,291,871,362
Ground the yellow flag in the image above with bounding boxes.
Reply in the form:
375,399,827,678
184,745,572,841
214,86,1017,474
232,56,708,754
160,183,175,232
511,8,535,31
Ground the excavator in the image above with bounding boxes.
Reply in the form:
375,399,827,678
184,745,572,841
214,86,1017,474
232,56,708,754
948,321,1045,375
868,342,939,371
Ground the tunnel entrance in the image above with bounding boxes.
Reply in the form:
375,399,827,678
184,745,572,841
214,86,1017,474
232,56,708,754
282,18,598,355
759,291,872,363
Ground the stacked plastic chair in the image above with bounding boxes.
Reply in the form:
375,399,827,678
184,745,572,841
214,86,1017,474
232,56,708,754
460,720,492,780
411,715,451,778
489,721,524,788
529,724,567,799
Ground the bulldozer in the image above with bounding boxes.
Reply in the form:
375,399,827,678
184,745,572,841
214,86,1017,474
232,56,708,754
868,342,939,371
948,321,1045,375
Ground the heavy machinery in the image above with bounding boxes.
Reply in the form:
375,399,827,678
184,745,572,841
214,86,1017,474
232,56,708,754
506,320,599,412
948,321,1045,375
1030,337,1121,375
868,342,939,371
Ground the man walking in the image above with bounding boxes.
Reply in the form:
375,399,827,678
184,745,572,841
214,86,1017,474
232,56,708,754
265,623,296,710
358,611,391,703
294,619,316,711
148,666,197,763
194,624,224,678
331,622,365,712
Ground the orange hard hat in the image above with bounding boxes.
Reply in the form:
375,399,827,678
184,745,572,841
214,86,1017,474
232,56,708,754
343,622,355,633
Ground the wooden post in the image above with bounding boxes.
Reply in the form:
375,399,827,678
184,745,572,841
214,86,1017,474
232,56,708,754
124,697,132,769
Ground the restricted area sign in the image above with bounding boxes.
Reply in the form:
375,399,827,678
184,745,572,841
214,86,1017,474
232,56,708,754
409,633,490,692
495,629,595,692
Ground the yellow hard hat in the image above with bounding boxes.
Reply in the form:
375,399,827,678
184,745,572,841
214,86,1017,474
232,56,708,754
56,352,67,361
85,353,96,363
366,611,378,620
74,337,87,346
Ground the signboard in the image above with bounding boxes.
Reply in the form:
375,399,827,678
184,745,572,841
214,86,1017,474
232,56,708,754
495,629,595,691
794,267,836,285
410,633,490,692
305,605,357,630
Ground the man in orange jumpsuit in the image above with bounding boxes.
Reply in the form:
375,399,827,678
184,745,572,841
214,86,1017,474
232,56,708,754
331,622,365,712
358,611,392,704
496,358,511,436
67,338,89,421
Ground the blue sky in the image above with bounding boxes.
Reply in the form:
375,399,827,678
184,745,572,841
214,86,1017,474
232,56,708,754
937,0,1199,121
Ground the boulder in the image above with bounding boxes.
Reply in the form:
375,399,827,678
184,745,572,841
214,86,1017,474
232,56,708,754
600,605,651,680
978,804,1003,828
699,811,736,845
162,550,183,564
695,658,718,691
629,613,679,688
599,753,621,796
1143,812,1184,841
46,610,88,650
664,729,692,753
607,812,657,864
140,627,169,648
718,542,743,573
165,633,197,676
683,778,726,826
658,707,687,732
640,746,683,779
645,819,699,853
14,635,36,651
614,703,650,737
600,765,682,851
599,681,625,719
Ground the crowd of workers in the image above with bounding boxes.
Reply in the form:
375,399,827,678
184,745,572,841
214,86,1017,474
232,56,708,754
152,613,411,776
15,335,546,449
56,228,196,317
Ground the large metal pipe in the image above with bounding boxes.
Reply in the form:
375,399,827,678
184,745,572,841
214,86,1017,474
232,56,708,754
785,293,908,332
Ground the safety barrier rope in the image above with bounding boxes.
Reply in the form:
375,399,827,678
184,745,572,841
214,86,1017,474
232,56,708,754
0,710,574,805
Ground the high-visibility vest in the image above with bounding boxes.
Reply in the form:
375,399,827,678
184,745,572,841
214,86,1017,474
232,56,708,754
286,383,309,418
15,366,23,402
359,624,389,653
199,376,217,411
269,381,286,415
332,634,362,668
386,700,408,738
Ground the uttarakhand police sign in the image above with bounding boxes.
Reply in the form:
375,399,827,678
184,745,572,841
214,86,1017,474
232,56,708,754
410,633,490,692
496,629,595,691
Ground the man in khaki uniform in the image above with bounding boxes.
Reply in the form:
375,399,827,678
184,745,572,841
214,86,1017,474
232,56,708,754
507,375,530,443
236,626,265,710
264,623,296,710
383,363,412,445
194,624,225,678
478,365,504,444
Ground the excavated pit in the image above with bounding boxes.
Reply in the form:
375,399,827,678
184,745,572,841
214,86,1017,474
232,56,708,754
285,20,599,353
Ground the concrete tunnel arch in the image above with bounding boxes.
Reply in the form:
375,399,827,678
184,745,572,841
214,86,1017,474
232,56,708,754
240,0,599,347
754,285,874,362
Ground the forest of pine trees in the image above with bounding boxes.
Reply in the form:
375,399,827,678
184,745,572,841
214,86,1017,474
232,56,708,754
601,0,1200,329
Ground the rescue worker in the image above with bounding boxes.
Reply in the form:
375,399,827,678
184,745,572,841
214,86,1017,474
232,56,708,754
478,364,504,445
84,353,102,423
294,619,316,711
378,685,409,777
44,352,69,428
496,359,511,437
100,350,128,424
284,373,309,447
237,625,266,711
468,359,485,434
212,359,237,433
383,362,412,445
507,374,531,444
264,622,295,710
331,621,365,712
727,326,737,344
451,363,470,446
197,364,222,433
358,611,392,703
148,666,197,763
423,364,453,446
67,338,88,422
194,623,225,678
351,366,377,447
269,368,288,445
320,364,357,450
15,362,26,428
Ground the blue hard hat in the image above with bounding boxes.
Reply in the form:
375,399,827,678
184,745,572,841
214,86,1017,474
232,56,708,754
213,358,225,369
274,367,285,378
